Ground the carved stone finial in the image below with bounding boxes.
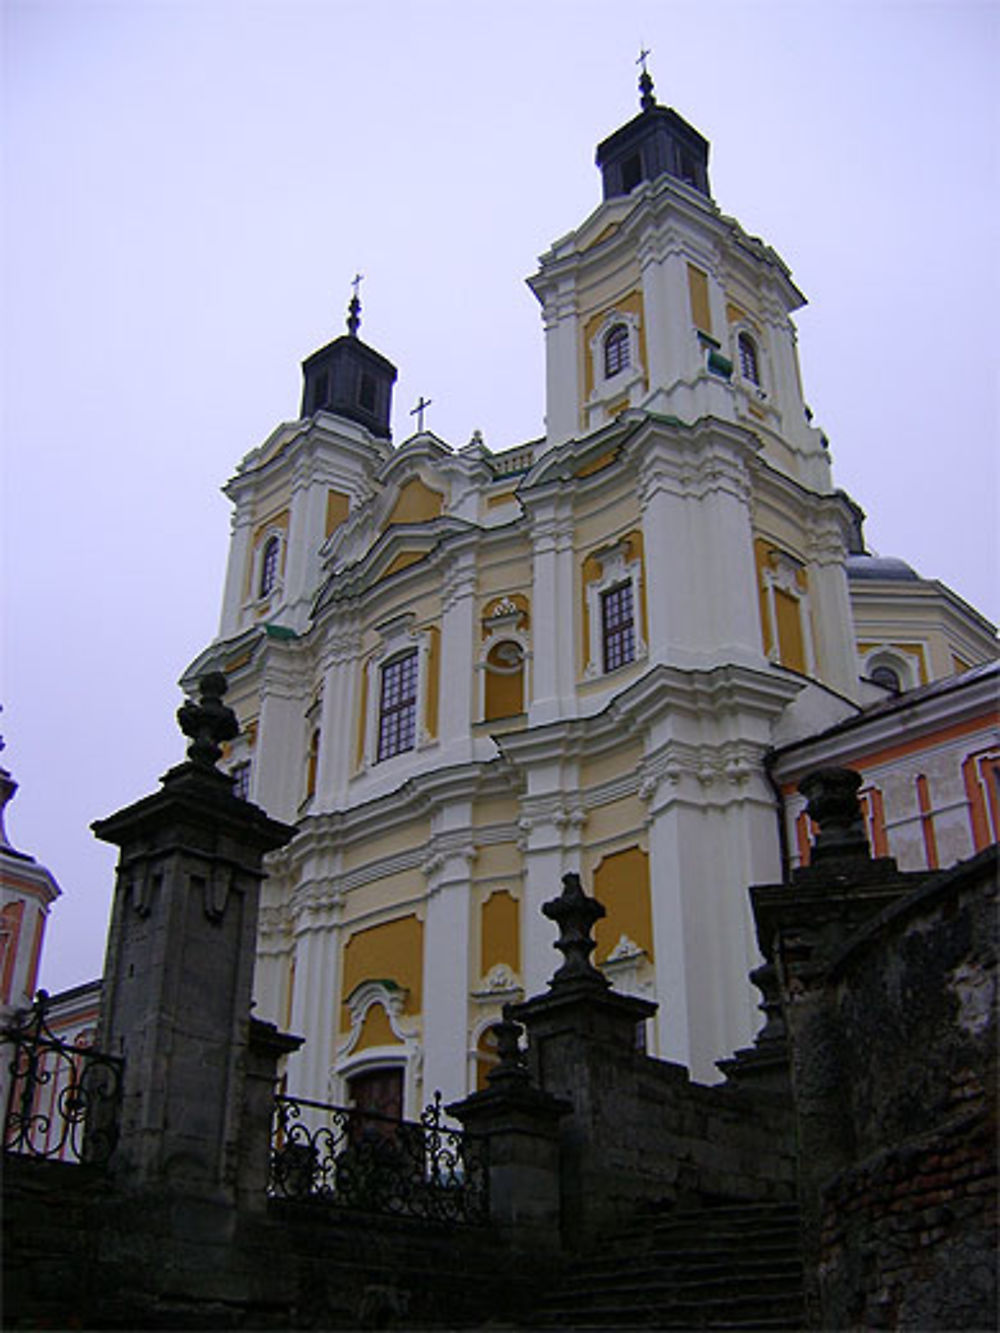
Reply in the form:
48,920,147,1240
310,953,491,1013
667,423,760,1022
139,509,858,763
542,872,609,990
177,672,239,770
486,1005,529,1087
798,767,871,862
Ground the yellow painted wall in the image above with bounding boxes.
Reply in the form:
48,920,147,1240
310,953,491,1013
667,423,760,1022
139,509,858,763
687,264,712,334
584,794,644,846
480,890,520,975
774,588,806,673
581,742,644,792
582,290,647,401
326,489,350,538
484,642,524,720
475,1027,499,1092
380,551,426,581
469,838,521,874
340,914,423,1032
592,846,654,963
353,1002,404,1053
576,449,620,479
342,822,431,875
386,478,445,526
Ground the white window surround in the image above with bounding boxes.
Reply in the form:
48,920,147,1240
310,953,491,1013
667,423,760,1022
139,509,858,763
861,645,921,693
761,552,816,675
730,322,769,399
331,979,421,1115
249,528,285,610
587,309,645,408
476,600,532,718
362,613,435,769
584,543,647,679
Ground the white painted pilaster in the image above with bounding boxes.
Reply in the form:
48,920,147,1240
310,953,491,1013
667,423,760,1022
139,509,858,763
219,507,254,637
421,833,475,1106
285,884,341,1101
527,495,576,726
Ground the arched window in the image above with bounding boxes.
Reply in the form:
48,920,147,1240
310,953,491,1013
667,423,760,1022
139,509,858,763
603,323,630,378
259,535,280,598
870,664,902,694
738,332,760,386
305,728,320,799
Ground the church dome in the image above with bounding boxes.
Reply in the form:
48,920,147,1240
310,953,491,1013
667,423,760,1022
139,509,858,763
846,554,920,582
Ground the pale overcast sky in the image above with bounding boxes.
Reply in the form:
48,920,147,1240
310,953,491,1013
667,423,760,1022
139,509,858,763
2,0,997,994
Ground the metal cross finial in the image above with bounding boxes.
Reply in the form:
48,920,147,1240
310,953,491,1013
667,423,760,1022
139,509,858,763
410,395,432,433
637,45,656,110
346,273,364,337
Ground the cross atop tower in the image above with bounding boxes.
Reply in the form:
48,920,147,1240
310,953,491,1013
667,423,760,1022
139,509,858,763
410,395,432,433
636,46,656,111
346,273,363,337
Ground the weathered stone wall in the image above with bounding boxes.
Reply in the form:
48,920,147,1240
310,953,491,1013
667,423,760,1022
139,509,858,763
816,848,997,1330
518,992,797,1238
3,1154,542,1330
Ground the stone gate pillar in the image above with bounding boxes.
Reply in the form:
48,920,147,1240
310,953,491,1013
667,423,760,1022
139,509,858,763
92,673,297,1201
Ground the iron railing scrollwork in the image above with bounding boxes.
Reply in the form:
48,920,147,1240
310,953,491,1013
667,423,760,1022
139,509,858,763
1,991,123,1164
270,1090,489,1224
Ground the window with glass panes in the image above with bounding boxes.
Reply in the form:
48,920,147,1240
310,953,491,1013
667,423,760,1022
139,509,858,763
230,761,251,801
603,324,630,378
738,333,760,386
377,650,418,761
259,536,280,597
601,583,635,672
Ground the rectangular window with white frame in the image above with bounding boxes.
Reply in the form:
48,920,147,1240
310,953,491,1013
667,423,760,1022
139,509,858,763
377,650,418,761
601,583,635,672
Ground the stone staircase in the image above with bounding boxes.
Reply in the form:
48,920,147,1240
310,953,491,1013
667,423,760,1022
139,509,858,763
532,1199,805,1330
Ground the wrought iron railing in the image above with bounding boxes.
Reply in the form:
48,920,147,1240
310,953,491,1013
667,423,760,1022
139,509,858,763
270,1090,489,1224
1,991,123,1164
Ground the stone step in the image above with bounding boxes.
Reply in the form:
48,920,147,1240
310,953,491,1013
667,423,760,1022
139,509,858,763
536,1293,804,1329
531,1199,805,1330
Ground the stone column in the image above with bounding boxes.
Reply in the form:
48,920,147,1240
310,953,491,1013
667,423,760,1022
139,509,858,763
448,1010,570,1251
93,674,297,1202
237,1018,303,1212
510,873,657,1242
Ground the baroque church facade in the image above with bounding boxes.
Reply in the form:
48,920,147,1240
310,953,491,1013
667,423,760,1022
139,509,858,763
183,73,997,1112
